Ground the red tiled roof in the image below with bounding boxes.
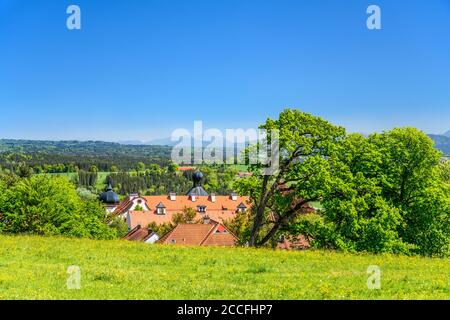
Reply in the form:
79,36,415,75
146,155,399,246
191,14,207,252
114,194,250,216
112,196,134,215
126,195,250,229
123,225,156,242
129,209,237,229
142,195,249,212
158,219,237,246
237,172,253,177
177,166,196,171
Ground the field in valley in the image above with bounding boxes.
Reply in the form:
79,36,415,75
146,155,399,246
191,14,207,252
40,172,110,190
0,235,448,300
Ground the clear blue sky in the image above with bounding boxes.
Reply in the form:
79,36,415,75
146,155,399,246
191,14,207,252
1,0,449,141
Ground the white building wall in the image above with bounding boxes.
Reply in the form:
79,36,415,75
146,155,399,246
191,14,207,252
144,233,160,244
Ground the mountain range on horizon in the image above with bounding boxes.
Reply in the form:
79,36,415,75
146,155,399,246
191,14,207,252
119,130,450,146
118,137,254,148
0,131,449,156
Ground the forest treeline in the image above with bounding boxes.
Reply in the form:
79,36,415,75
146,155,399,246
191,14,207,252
0,140,172,173
0,140,172,157
106,165,237,196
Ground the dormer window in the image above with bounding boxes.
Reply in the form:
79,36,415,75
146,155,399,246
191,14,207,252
236,202,247,213
215,229,228,234
197,205,207,213
156,202,166,215
215,224,228,234
230,193,238,201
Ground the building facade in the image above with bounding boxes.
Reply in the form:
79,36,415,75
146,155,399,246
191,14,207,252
106,171,250,231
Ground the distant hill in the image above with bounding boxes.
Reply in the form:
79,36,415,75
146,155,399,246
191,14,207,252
147,137,177,146
0,139,172,158
147,137,256,150
1,134,448,158
443,130,450,138
428,134,450,155
148,135,450,156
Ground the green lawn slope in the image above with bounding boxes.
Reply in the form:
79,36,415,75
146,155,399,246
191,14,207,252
0,235,448,300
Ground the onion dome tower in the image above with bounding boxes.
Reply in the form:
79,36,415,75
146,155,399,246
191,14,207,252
99,182,119,204
186,171,209,196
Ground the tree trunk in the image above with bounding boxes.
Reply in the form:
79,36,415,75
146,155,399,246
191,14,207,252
256,199,313,247
249,176,270,246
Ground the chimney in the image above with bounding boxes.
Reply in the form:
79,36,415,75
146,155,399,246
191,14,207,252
203,215,210,224
210,193,216,203
169,192,176,201
191,195,197,202
230,192,238,201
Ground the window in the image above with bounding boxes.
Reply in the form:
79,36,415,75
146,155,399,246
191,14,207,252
237,202,247,213
170,238,176,244
156,202,166,215
197,205,207,213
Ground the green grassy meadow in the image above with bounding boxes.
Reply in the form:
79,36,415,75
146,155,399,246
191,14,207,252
0,235,448,300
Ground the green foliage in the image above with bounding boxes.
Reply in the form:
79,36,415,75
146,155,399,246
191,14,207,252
136,162,146,172
76,187,98,201
235,108,346,246
0,175,116,239
167,161,178,173
107,166,237,196
298,128,449,256
223,209,254,245
0,140,172,174
172,207,197,224
76,170,98,188
17,162,33,178
148,207,200,237
439,160,450,184
238,109,449,256
109,217,129,238
108,171,191,195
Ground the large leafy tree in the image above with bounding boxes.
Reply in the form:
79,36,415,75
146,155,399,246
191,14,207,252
0,175,116,239
371,128,449,256
235,109,345,247
235,109,449,256
300,128,449,256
